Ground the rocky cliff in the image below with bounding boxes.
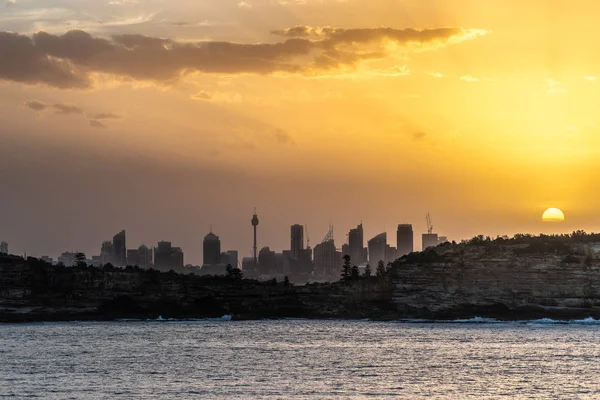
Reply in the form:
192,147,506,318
392,235,600,320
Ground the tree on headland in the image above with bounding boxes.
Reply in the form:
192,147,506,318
376,260,386,277
350,265,360,280
283,276,291,287
341,255,352,281
363,264,372,278
225,264,243,281
75,252,87,268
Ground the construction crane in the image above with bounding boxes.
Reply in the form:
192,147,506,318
426,213,434,234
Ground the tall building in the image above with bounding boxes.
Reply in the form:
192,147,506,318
138,245,153,268
422,234,439,250
154,241,184,271
258,246,276,274
203,232,221,266
290,224,304,260
0,241,7,254
397,224,414,257
348,224,366,265
127,249,139,266
220,250,239,268
314,226,337,279
112,230,126,267
368,233,387,265
100,241,113,265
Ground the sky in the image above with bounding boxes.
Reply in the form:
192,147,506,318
1,0,599,264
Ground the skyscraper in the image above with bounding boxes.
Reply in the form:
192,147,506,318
138,245,153,268
314,226,336,279
422,234,439,250
290,224,304,260
397,224,414,257
112,230,126,267
203,232,221,266
0,241,7,254
100,241,113,266
154,241,184,271
368,232,387,265
348,224,366,265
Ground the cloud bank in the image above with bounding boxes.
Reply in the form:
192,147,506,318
0,26,486,89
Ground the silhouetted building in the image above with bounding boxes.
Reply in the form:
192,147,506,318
291,224,304,260
422,233,439,250
138,245,153,268
112,230,126,267
0,241,7,254
58,252,77,267
385,245,397,263
127,249,139,266
438,236,448,245
348,224,367,265
397,224,414,257
368,233,387,265
259,246,276,274
314,238,336,278
203,232,221,266
220,250,239,268
41,256,53,264
100,241,113,266
242,257,256,271
154,241,184,271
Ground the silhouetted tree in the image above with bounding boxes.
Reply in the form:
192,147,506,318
283,276,291,287
363,264,372,278
376,260,386,277
75,252,87,268
350,265,360,280
341,255,352,281
226,264,243,281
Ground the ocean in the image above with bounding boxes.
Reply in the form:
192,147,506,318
2,318,600,399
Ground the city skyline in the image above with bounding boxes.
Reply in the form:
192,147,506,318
2,0,599,265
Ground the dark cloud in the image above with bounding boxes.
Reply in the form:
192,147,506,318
89,120,106,129
413,131,427,141
0,27,485,89
53,103,84,115
273,128,295,145
23,100,47,111
92,112,121,120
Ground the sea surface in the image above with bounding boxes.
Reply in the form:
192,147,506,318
2,318,600,399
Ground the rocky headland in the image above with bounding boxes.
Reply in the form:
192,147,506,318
2,232,600,322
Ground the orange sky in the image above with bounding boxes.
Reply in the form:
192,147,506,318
1,0,599,263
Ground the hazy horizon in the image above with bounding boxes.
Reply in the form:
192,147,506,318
2,0,599,264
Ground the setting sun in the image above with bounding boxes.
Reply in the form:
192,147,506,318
542,208,565,222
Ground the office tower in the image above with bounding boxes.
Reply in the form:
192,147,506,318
58,252,77,267
112,230,126,267
290,224,304,260
138,245,153,268
314,226,336,278
422,234,439,250
100,241,113,265
154,241,184,271
0,241,7,254
126,249,140,266
203,232,221,266
348,224,366,265
220,250,239,268
258,246,276,274
368,233,387,265
397,224,414,257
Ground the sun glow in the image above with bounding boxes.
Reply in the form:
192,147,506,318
542,208,565,222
